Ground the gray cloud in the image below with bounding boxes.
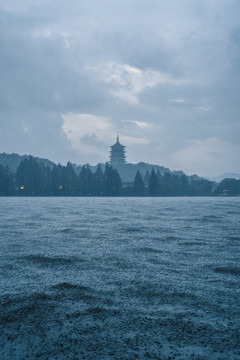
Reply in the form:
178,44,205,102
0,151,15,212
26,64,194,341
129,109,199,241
0,0,240,176
0,9,105,113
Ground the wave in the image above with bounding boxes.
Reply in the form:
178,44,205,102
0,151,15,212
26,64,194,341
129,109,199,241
23,255,83,266
83,306,121,318
214,267,240,275
199,215,222,223
137,247,163,254
51,282,90,291
227,236,240,242
181,240,205,246
0,292,52,324
123,226,145,233
163,236,178,241
185,215,222,224
59,227,72,233
50,282,96,302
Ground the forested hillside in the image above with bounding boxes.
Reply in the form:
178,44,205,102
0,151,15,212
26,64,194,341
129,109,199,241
0,156,239,196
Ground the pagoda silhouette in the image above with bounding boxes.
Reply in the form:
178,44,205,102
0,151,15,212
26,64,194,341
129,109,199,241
109,135,126,167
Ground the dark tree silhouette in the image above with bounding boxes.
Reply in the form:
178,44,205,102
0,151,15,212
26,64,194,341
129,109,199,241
215,178,240,196
189,179,213,196
1,155,235,197
148,169,159,196
51,164,64,195
63,162,78,195
79,166,93,196
178,174,189,196
93,164,104,195
104,163,122,196
143,171,150,186
16,156,43,196
133,170,145,196
0,165,15,195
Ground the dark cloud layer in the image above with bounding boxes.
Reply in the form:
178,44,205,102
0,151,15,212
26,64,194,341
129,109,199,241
0,0,239,176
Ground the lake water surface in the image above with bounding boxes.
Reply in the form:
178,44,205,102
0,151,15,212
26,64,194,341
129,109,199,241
0,197,240,359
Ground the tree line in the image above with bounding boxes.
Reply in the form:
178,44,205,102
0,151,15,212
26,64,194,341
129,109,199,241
0,156,239,196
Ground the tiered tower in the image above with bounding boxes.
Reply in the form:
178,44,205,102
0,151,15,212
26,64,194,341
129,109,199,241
109,135,126,167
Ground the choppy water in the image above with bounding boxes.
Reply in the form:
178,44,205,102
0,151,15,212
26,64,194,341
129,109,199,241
0,197,240,360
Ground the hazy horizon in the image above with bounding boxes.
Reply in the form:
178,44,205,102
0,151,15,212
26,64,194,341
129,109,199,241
1,0,240,177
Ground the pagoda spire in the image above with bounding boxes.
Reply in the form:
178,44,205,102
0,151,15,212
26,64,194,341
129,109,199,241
109,134,126,167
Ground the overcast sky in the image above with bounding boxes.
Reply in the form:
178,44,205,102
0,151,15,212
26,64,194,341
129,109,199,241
0,0,240,177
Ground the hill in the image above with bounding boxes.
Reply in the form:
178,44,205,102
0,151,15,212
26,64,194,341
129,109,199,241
0,153,55,173
207,173,240,182
75,162,202,184
0,152,202,184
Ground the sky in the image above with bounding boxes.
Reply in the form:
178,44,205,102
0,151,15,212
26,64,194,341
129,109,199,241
0,0,240,177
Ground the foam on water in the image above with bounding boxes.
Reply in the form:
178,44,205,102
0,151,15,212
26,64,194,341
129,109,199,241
0,197,240,359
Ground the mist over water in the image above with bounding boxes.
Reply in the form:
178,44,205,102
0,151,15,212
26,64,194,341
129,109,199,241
0,197,240,359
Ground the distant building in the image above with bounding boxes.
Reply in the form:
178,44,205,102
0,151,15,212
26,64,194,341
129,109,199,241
109,135,126,167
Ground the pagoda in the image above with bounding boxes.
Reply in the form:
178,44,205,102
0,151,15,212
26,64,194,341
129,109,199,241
109,135,126,167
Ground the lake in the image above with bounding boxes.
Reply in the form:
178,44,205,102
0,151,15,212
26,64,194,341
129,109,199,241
0,197,240,359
